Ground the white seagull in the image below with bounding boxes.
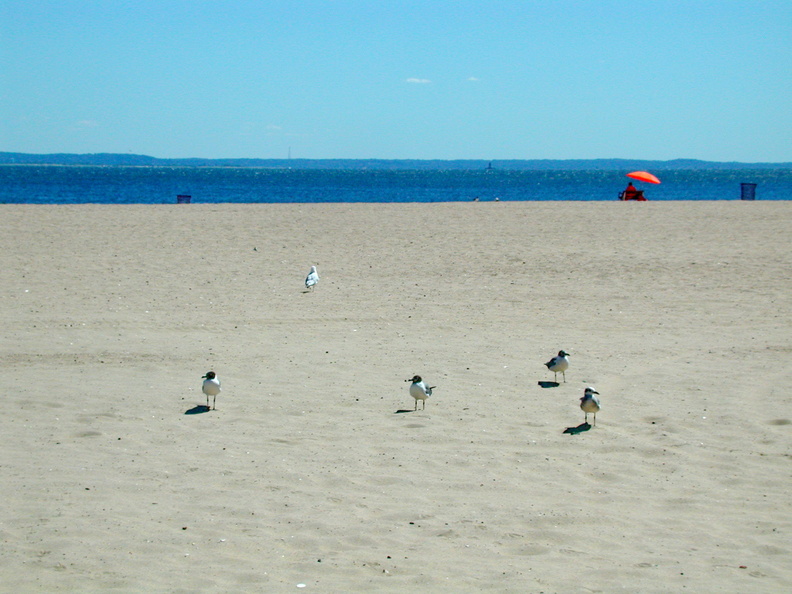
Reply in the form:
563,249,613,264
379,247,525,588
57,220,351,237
580,387,601,425
544,350,570,382
305,266,319,291
202,371,221,410
406,375,435,411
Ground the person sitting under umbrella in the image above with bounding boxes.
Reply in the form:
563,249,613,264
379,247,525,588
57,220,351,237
621,182,639,200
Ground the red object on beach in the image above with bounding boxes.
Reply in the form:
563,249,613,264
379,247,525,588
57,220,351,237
626,171,661,184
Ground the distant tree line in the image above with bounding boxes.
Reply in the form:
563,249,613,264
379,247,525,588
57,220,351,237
0,152,789,170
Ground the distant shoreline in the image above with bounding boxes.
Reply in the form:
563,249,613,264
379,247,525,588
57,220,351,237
1,152,790,170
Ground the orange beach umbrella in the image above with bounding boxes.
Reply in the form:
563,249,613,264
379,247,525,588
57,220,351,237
626,171,661,184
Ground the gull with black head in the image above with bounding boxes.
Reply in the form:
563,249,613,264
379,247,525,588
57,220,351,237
406,375,435,411
580,387,601,425
202,371,221,410
544,350,570,383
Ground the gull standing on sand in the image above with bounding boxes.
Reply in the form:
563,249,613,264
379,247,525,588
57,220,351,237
305,266,319,291
580,387,601,425
202,371,221,410
544,350,570,382
406,375,435,411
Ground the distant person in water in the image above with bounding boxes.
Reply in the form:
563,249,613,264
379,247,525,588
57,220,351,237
622,182,639,200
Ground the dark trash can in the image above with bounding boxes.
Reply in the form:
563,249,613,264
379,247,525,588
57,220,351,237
740,183,756,201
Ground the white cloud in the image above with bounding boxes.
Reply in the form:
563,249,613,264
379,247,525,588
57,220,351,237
467,77,480,82
405,78,431,84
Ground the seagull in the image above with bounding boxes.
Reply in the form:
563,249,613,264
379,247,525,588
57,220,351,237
202,371,221,410
305,266,319,291
580,387,601,425
544,350,570,382
406,375,435,411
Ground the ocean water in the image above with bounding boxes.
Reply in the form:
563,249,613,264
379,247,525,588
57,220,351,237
0,165,789,204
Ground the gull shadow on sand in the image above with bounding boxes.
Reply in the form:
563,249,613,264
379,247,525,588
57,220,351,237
395,409,416,414
538,381,560,388
563,422,592,435
185,405,211,415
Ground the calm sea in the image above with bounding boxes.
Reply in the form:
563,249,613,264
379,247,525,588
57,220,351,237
0,166,789,204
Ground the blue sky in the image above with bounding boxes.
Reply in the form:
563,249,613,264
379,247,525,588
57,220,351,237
2,1,790,161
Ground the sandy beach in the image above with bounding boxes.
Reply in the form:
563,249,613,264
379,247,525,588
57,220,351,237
1,201,790,592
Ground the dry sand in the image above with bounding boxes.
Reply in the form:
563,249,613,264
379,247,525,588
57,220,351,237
1,202,790,592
